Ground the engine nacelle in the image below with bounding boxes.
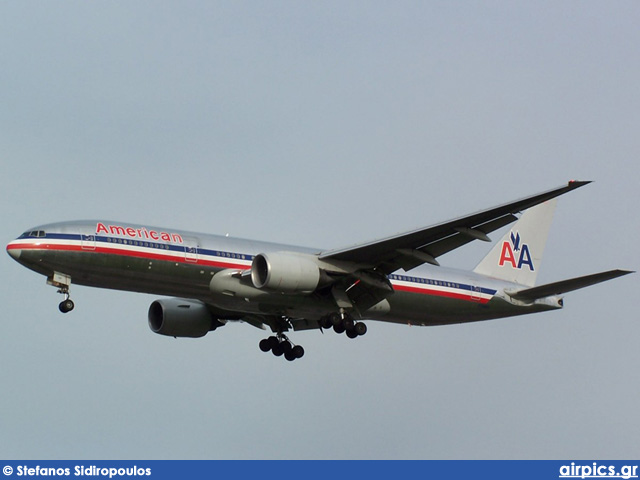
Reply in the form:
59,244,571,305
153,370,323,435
251,252,321,293
148,298,219,338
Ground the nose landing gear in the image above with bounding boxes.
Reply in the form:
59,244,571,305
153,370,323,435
58,289,75,313
47,272,75,313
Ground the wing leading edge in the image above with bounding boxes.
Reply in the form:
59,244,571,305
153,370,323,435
320,181,591,274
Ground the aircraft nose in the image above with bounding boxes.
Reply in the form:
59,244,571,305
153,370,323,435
6,241,21,260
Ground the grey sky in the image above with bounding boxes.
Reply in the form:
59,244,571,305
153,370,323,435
1,1,638,459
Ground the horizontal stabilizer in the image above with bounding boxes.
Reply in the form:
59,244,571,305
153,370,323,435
507,269,634,301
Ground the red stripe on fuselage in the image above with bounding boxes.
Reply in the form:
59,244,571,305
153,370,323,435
392,283,491,304
12,241,251,271
14,241,494,304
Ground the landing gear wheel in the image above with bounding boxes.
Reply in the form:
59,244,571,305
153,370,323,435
333,323,346,334
53,279,74,313
59,299,74,313
329,312,342,327
346,328,358,339
354,322,367,336
280,340,293,354
343,317,355,330
319,316,332,329
259,329,304,361
284,350,297,361
259,339,272,352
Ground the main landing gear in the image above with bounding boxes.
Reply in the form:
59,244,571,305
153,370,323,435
319,312,367,339
259,334,305,362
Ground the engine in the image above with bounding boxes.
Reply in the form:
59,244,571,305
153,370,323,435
148,298,220,338
251,252,321,293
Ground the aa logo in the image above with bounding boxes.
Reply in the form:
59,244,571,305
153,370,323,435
498,231,534,271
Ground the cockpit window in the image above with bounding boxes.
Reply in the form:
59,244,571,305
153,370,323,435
20,230,46,238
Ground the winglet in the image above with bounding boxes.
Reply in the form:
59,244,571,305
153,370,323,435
569,179,592,186
557,180,592,198
562,180,592,197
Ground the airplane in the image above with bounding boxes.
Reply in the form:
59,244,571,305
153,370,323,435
6,181,633,361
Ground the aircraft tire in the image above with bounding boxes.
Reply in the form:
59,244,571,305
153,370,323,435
284,351,297,361
292,345,304,359
333,323,345,334
59,299,74,313
319,316,332,329
280,341,292,354
343,317,355,330
329,312,342,327
346,329,358,339
354,322,367,336
272,344,284,357
259,339,272,352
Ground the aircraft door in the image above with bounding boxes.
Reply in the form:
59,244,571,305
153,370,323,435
81,234,96,251
183,236,199,263
471,285,482,302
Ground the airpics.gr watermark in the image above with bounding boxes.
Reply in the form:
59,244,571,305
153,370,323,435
559,463,638,479
2,465,151,477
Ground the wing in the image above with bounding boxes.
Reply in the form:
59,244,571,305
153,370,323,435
320,181,590,274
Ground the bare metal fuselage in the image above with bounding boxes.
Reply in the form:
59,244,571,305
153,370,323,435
8,220,560,328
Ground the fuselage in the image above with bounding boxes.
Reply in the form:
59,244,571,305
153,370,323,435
6,220,562,327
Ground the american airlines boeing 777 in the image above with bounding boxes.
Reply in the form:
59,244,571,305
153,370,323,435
6,181,632,361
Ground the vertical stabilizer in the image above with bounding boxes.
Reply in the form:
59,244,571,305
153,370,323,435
473,199,557,287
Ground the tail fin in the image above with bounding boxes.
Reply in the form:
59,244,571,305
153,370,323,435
473,199,557,286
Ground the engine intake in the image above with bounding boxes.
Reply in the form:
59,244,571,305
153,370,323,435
148,298,219,338
251,252,321,293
